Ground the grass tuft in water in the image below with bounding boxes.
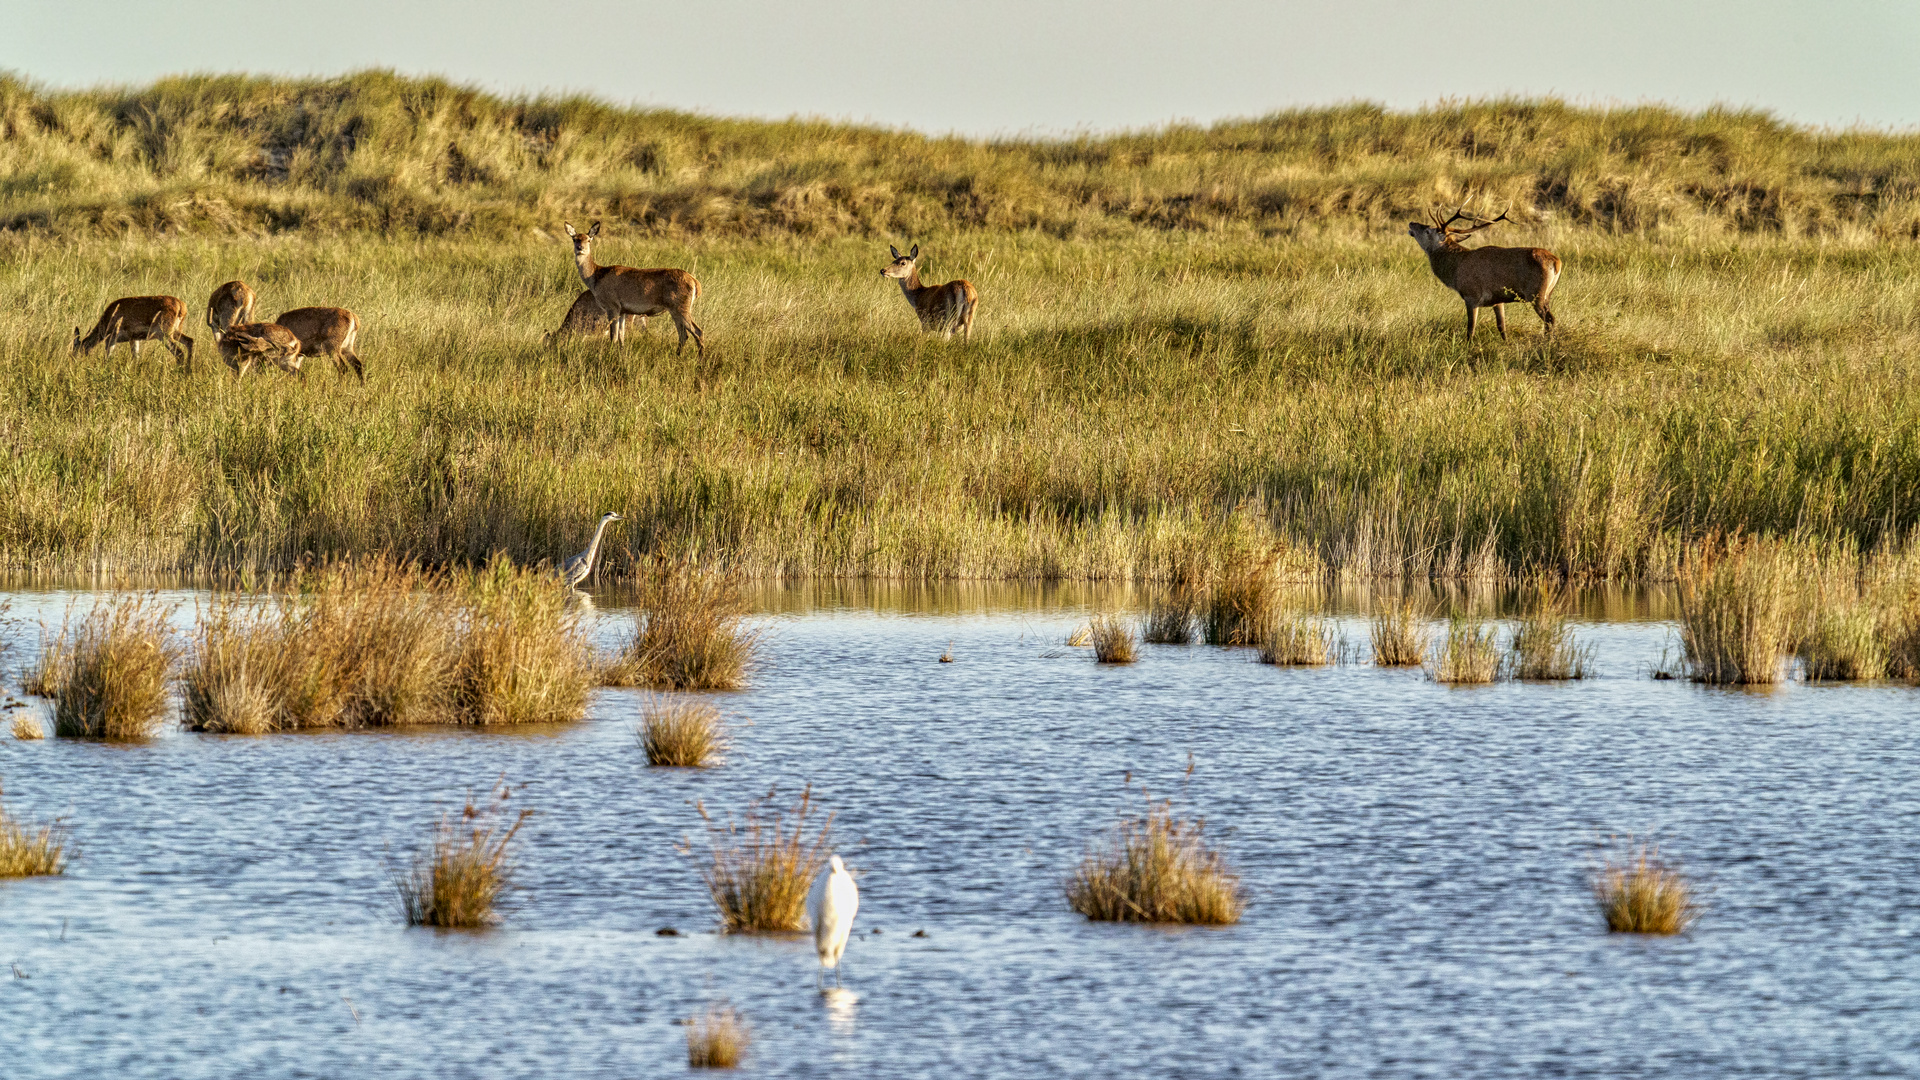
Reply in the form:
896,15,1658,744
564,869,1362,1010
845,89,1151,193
640,696,729,767
1509,585,1594,679
1258,612,1335,666
1089,615,1137,664
1677,538,1791,684
1592,841,1700,935
1430,614,1501,683
691,785,832,933
686,1002,750,1069
602,560,759,691
1369,598,1427,667
1202,561,1275,647
0,790,66,877
26,594,179,740
1142,590,1197,644
454,554,595,725
394,779,532,929
1800,601,1886,681
1066,799,1245,925
10,713,45,740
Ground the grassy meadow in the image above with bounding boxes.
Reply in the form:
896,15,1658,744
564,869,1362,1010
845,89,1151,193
2,73,1918,583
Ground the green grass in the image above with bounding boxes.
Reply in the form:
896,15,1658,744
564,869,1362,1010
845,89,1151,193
4,75,1920,583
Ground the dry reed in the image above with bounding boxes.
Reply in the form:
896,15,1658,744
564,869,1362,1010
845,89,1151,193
1429,615,1501,683
1508,585,1594,679
26,594,179,740
0,789,66,877
10,713,45,740
394,779,532,929
602,561,758,691
1089,615,1138,664
1800,602,1886,681
1066,800,1245,925
691,786,833,933
1258,612,1335,666
639,696,729,767
1677,539,1792,684
1142,591,1197,644
1369,598,1427,667
454,555,595,725
686,1003,749,1069
1593,841,1700,935
1202,562,1276,647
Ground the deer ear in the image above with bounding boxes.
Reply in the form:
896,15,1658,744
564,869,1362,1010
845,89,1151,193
909,244,919,259
889,244,901,259
563,222,577,238
589,221,602,237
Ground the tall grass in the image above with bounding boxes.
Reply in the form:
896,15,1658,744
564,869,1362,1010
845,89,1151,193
1089,615,1138,664
454,555,594,725
602,561,758,690
1258,612,1335,666
1202,561,1277,646
1509,585,1594,679
1369,598,1427,667
394,779,532,929
1592,841,1700,935
1142,591,1197,644
1429,614,1501,684
691,786,832,933
686,1003,749,1069
1066,800,1245,925
1677,539,1792,685
25,594,179,740
639,696,729,767
0,788,67,877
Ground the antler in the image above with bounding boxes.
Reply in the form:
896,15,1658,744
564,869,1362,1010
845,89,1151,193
1440,209,1512,239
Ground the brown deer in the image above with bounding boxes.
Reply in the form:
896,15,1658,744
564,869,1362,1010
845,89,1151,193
274,307,365,383
881,244,977,340
205,281,257,333
72,296,195,369
1406,211,1560,339
542,288,639,347
562,222,703,356
217,322,304,378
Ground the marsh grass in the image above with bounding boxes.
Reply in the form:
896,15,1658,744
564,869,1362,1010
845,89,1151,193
1258,612,1335,666
639,696,729,767
1429,614,1501,683
1066,799,1245,925
1369,598,1427,667
1883,580,1920,682
454,554,594,725
1800,602,1886,681
1677,539,1792,684
686,1003,749,1069
691,786,832,933
602,561,758,691
10,713,45,740
1142,591,1197,644
1089,615,1137,664
394,779,532,929
26,594,179,740
0,790,66,877
1509,585,1594,679
1202,561,1276,647
1593,841,1700,935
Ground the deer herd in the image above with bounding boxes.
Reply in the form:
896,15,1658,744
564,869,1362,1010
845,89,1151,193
68,209,1555,383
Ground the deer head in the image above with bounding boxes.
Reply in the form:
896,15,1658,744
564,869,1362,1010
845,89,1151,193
563,220,602,262
881,243,920,279
1407,209,1511,252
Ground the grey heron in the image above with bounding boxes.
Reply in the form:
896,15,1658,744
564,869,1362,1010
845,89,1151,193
563,512,623,589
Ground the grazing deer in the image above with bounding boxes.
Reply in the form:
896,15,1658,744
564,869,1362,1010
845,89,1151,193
274,307,365,383
881,244,977,340
561,222,703,357
217,322,303,378
72,295,195,369
1406,210,1560,340
205,281,257,333
543,288,641,347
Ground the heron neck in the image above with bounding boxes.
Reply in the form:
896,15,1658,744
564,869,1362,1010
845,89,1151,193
585,518,613,564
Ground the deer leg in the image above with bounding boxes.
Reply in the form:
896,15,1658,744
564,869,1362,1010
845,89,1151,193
343,347,367,384
130,338,143,361
1463,303,1477,339
1536,298,1556,335
1493,304,1508,341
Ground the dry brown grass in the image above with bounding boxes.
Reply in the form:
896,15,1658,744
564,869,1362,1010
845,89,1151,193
640,696,729,767
1430,615,1501,683
454,555,595,725
1142,591,1197,644
602,561,759,691
1257,612,1335,666
1677,538,1792,684
1066,800,1245,925
1883,577,1920,682
691,786,833,933
9,713,45,740
394,779,532,929
1593,841,1700,935
1202,562,1276,647
686,1003,750,1069
0,789,66,877
1369,597,1427,667
1509,585,1594,680
1089,615,1137,664
26,594,179,740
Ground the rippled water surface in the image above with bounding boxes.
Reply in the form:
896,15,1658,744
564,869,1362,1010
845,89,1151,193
2,587,1917,1077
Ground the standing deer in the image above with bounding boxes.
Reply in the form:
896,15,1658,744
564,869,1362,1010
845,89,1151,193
880,244,977,340
217,322,304,378
543,288,640,347
562,222,703,357
72,295,195,369
1406,211,1560,339
274,307,365,383
205,281,257,333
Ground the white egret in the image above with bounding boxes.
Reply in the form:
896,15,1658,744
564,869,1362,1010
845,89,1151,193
806,854,859,988
562,511,623,589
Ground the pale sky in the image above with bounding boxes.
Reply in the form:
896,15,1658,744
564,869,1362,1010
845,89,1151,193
6,0,1919,135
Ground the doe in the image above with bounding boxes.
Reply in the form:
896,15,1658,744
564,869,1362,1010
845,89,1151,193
562,222,703,357
205,280,257,333
880,244,977,340
275,307,366,383
72,295,195,369
1407,210,1560,340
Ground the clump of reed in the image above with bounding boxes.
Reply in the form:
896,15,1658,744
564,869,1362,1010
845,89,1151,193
1201,561,1276,647
602,560,759,691
1799,602,1886,682
1592,841,1700,935
1882,578,1920,682
1257,612,1335,666
686,1003,750,1069
25,594,179,740
1369,597,1427,667
639,696,730,767
1429,614,1501,683
1089,615,1138,664
10,713,45,740
1066,799,1245,925
0,787,67,877
691,786,832,933
454,554,595,725
394,779,532,929
1141,590,1197,644
1676,539,1792,684
1508,584,1594,679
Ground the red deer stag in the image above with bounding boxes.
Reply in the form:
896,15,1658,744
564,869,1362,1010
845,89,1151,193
543,288,638,347
275,307,365,383
880,244,977,340
1406,211,1560,340
72,296,195,369
217,322,304,378
205,281,257,333
562,222,703,357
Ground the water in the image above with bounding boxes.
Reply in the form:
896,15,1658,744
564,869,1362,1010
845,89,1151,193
1,588,1917,1077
